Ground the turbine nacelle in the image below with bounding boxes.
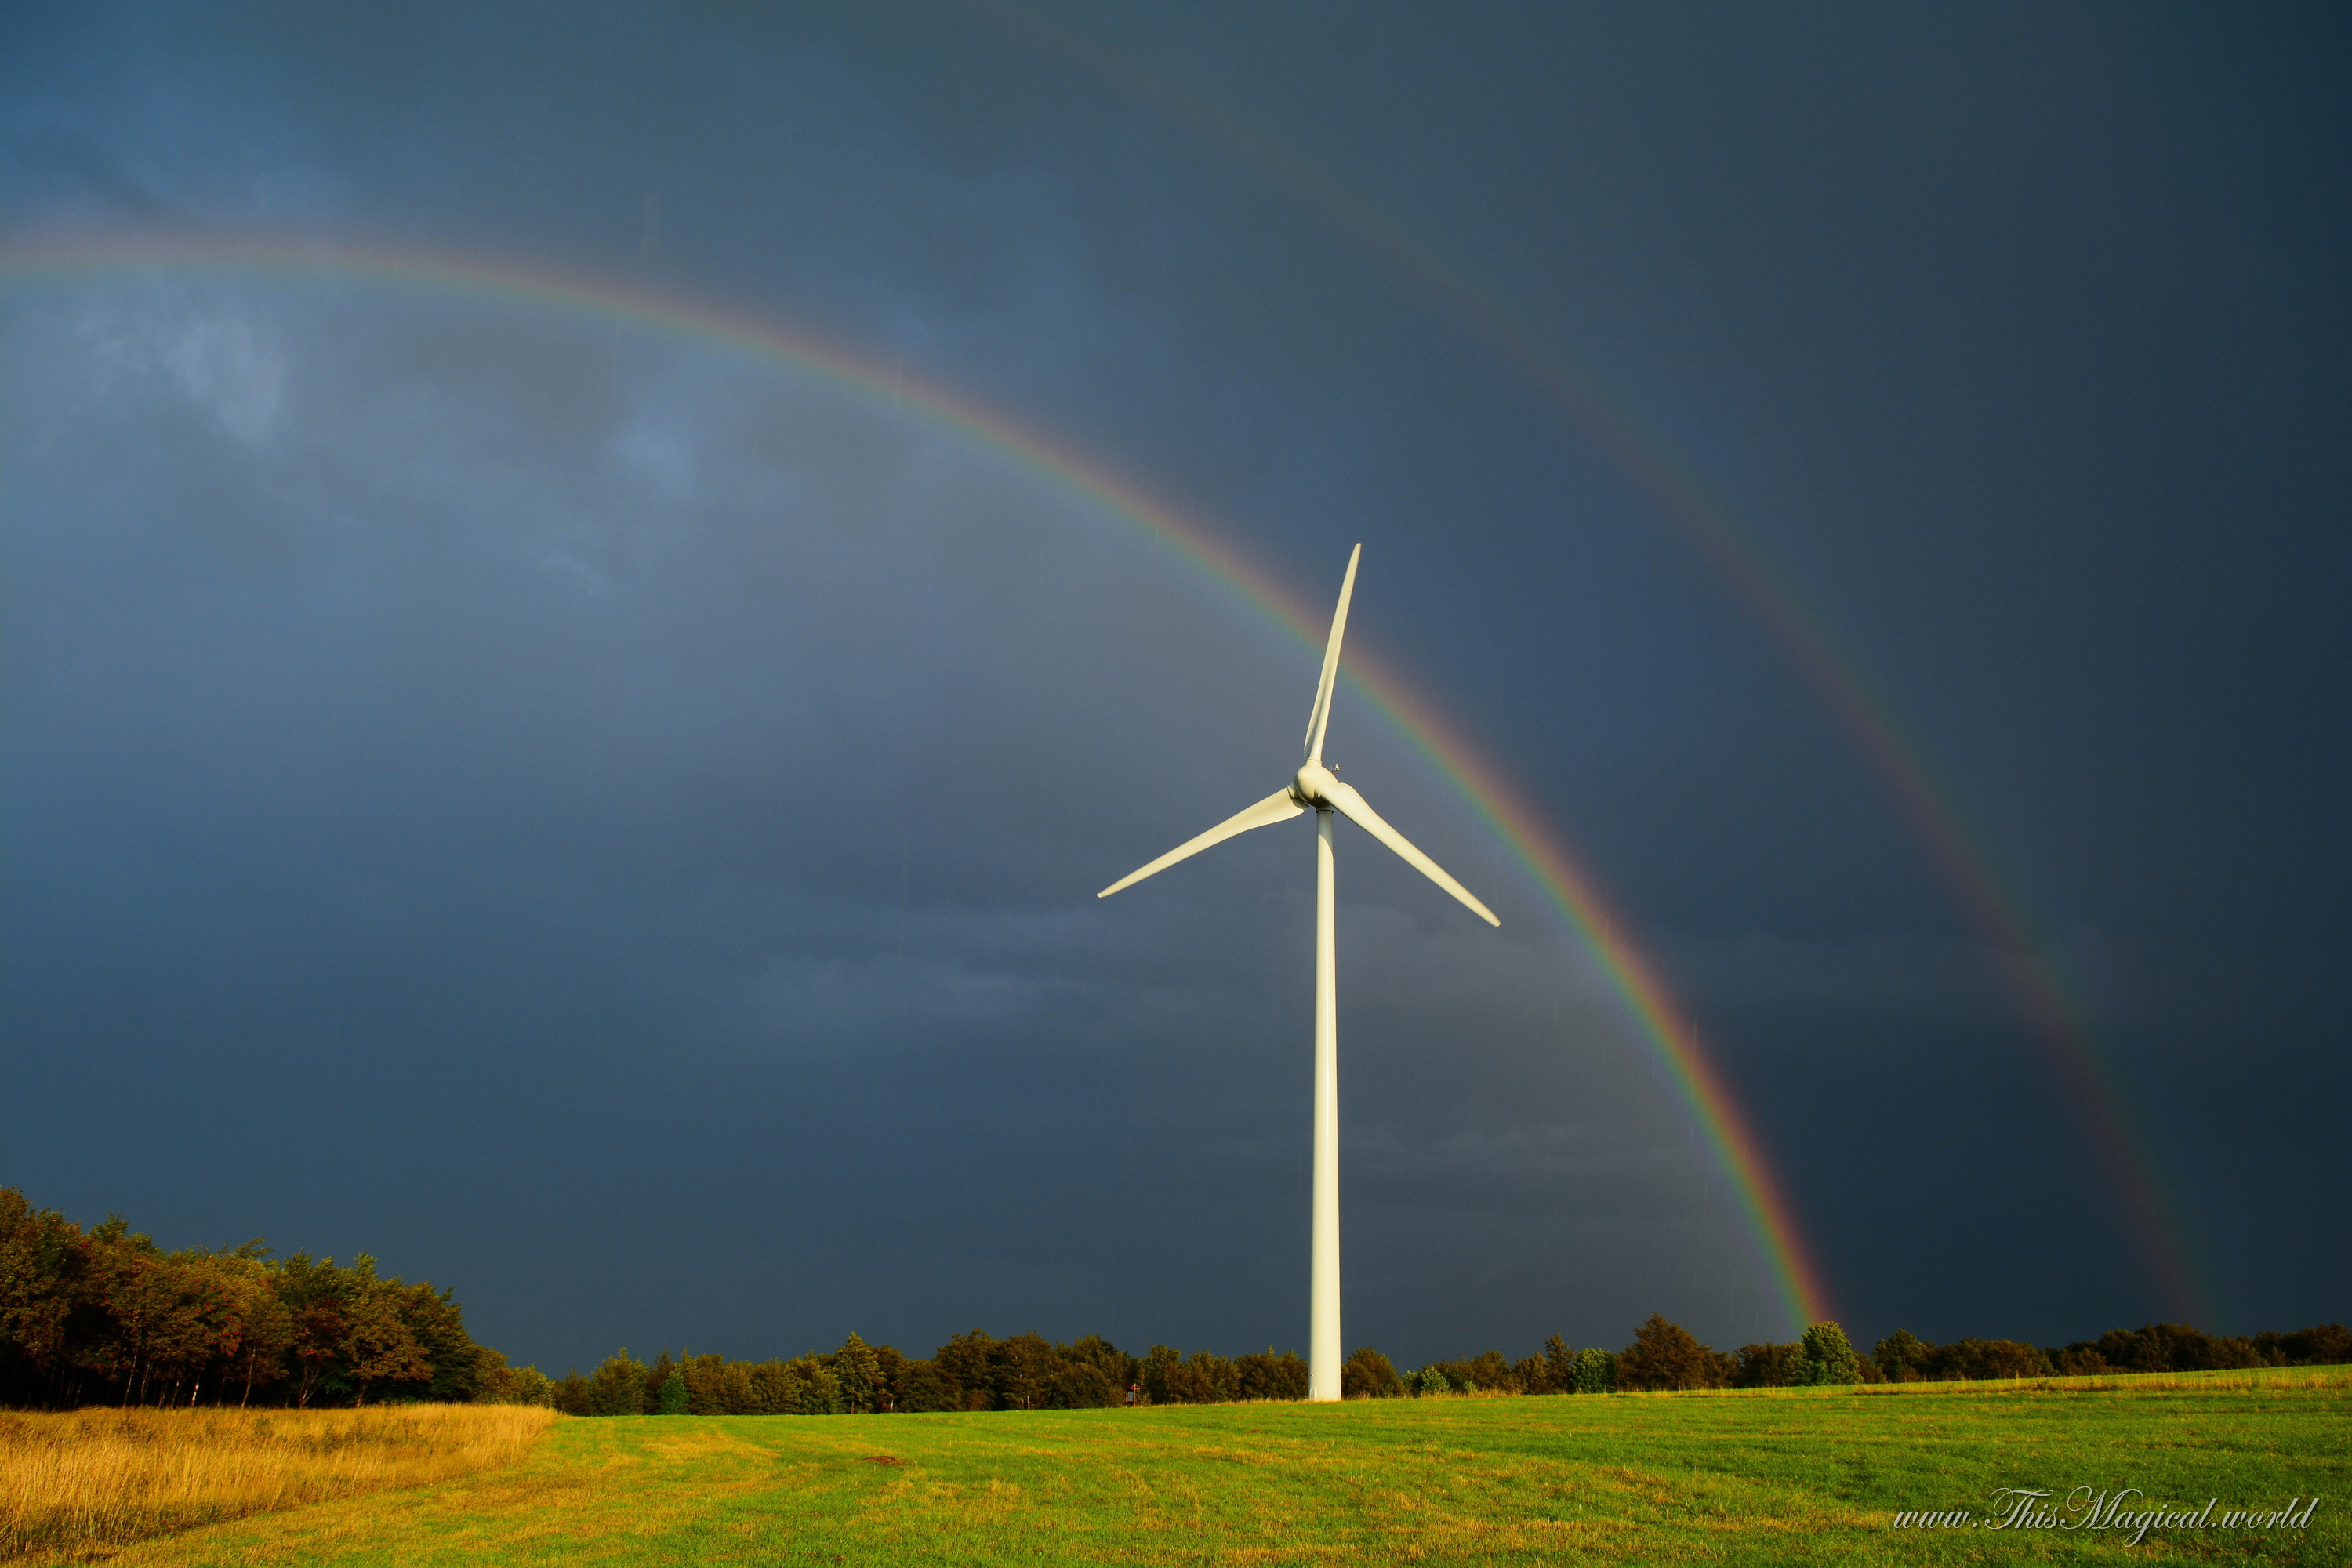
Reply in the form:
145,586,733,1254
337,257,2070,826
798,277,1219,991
1291,760,1340,808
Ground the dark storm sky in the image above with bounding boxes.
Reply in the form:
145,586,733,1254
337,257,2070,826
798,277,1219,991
2,2,2343,1376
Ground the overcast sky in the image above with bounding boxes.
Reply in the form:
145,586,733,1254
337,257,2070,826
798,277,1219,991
2,2,2343,1376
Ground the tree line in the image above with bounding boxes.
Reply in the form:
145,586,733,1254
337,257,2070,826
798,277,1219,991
5,1187,2343,1412
1376,1315,2352,1396
0,1188,517,1410
551,1311,2350,1417
546,1332,1315,1415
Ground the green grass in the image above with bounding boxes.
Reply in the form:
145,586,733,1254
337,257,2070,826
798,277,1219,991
64,1370,2349,1566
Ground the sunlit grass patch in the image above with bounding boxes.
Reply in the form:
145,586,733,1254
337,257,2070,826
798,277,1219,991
0,1403,551,1563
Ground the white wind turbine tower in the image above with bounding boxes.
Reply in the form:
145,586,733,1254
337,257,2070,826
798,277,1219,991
1098,544,1498,1402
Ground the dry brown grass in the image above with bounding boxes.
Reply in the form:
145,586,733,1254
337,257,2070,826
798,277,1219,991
0,1403,554,1563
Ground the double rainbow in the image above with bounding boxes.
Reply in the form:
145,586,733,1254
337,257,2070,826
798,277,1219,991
0,233,1833,1331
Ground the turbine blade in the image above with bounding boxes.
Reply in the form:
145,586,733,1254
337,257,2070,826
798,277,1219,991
1098,787,1306,898
1321,780,1501,926
1301,543,1362,764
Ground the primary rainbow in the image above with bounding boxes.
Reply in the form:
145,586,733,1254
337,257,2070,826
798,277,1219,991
0,231,1834,1333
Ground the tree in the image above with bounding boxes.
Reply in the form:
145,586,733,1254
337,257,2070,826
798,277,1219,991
1140,1345,1182,1406
1044,1363,1119,1407
2087,1323,2261,1375
0,1191,88,1406
207,1254,292,1406
1235,1350,1308,1402
780,1356,846,1414
1871,1329,1933,1382
1541,1334,1578,1393
1795,1323,1862,1387
286,1300,349,1408
554,1370,593,1414
1570,1347,1617,1394
1511,1333,1577,1394
827,1334,884,1413
384,1279,485,1402
872,1342,913,1411
81,1234,180,1404
1341,1347,1402,1399
1170,1351,1242,1404
2051,1343,2111,1376
894,1360,962,1413
1058,1335,1139,1399
587,1349,649,1415
1734,1342,1804,1388
643,1351,678,1411
1617,1316,1724,1392
274,1253,368,1408
2270,1324,2352,1366
989,1333,1058,1410
743,1360,795,1414
480,1358,554,1406
261,1254,435,1409
332,1276,430,1406
681,1353,756,1414
110,1250,227,1406
1929,1338,2049,1380
1458,1351,1518,1392
1426,1352,1509,1393
933,1330,999,1410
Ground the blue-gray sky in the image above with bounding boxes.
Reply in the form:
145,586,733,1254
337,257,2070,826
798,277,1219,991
2,2,2343,1376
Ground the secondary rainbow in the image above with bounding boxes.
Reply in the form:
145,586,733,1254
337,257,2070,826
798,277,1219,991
0,231,1833,1332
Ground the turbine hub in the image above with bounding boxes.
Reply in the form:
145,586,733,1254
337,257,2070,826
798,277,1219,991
1293,760,1338,806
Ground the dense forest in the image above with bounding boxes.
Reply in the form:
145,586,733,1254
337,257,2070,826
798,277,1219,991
4,1188,2343,1412
0,1189,514,1410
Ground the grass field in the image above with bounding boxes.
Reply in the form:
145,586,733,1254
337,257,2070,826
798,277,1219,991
18,1370,2346,1566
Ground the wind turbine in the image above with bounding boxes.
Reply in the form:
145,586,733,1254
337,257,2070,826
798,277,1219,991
1098,544,1498,1402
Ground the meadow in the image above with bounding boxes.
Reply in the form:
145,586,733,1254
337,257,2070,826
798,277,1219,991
9,1369,2343,1566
